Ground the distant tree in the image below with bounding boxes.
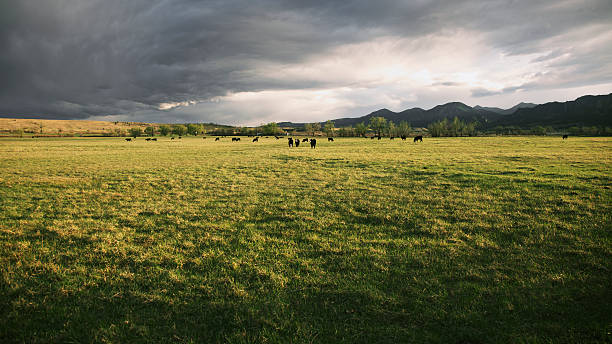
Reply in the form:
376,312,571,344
159,125,171,136
324,120,335,137
355,122,368,137
145,126,155,136
129,127,143,138
261,122,281,135
397,121,411,137
304,123,313,136
386,121,396,137
369,116,387,137
338,126,355,137
172,124,188,136
187,123,202,135
310,122,321,135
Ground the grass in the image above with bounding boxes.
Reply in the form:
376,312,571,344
0,136,610,343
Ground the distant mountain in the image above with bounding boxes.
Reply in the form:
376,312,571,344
277,94,611,129
474,102,537,115
490,94,612,128
282,102,503,128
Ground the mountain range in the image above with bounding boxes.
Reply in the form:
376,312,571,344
278,93,612,129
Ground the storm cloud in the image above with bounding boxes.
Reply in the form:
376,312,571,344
1,0,611,124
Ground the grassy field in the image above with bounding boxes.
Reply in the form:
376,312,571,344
0,136,610,343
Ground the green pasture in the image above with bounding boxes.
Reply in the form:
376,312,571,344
0,136,610,343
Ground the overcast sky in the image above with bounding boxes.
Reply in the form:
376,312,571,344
1,0,611,125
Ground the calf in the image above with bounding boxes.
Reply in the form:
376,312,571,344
328,137,334,142
288,137,293,147
310,138,317,149
414,135,423,143
562,134,568,139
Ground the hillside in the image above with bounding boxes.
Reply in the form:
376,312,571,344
279,93,611,130
0,118,152,136
0,118,231,136
474,102,537,115
490,94,612,128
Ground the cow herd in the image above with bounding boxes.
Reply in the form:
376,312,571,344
123,135,426,146
123,134,571,145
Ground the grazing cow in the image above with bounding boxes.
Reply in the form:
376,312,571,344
414,135,423,143
171,137,175,140
288,137,294,147
232,137,241,142
302,138,309,142
295,139,300,147
125,138,132,142
328,137,334,142
178,136,182,139
275,136,280,139
378,136,382,140
371,136,375,140
562,134,568,139
253,137,259,142
152,138,157,141
203,136,206,139
401,135,406,140
146,138,151,141
215,137,220,141
390,136,394,140
310,138,317,149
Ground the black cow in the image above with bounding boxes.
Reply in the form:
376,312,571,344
562,135,568,139
253,137,259,142
171,137,175,140
232,137,241,142
302,138,309,142
178,136,182,139
390,136,394,140
215,137,220,141
152,138,157,141
203,137,206,139
288,137,293,147
328,137,334,142
310,138,317,149
275,136,280,139
125,138,132,142
371,136,375,140
146,138,151,141
295,139,300,147
414,135,423,143
401,135,406,140
378,136,382,140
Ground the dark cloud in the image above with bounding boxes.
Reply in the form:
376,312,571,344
0,0,611,121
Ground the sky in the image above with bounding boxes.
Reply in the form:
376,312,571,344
1,0,611,126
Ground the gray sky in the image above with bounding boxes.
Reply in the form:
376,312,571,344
1,0,611,125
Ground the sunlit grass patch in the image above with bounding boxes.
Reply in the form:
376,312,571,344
0,136,610,343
